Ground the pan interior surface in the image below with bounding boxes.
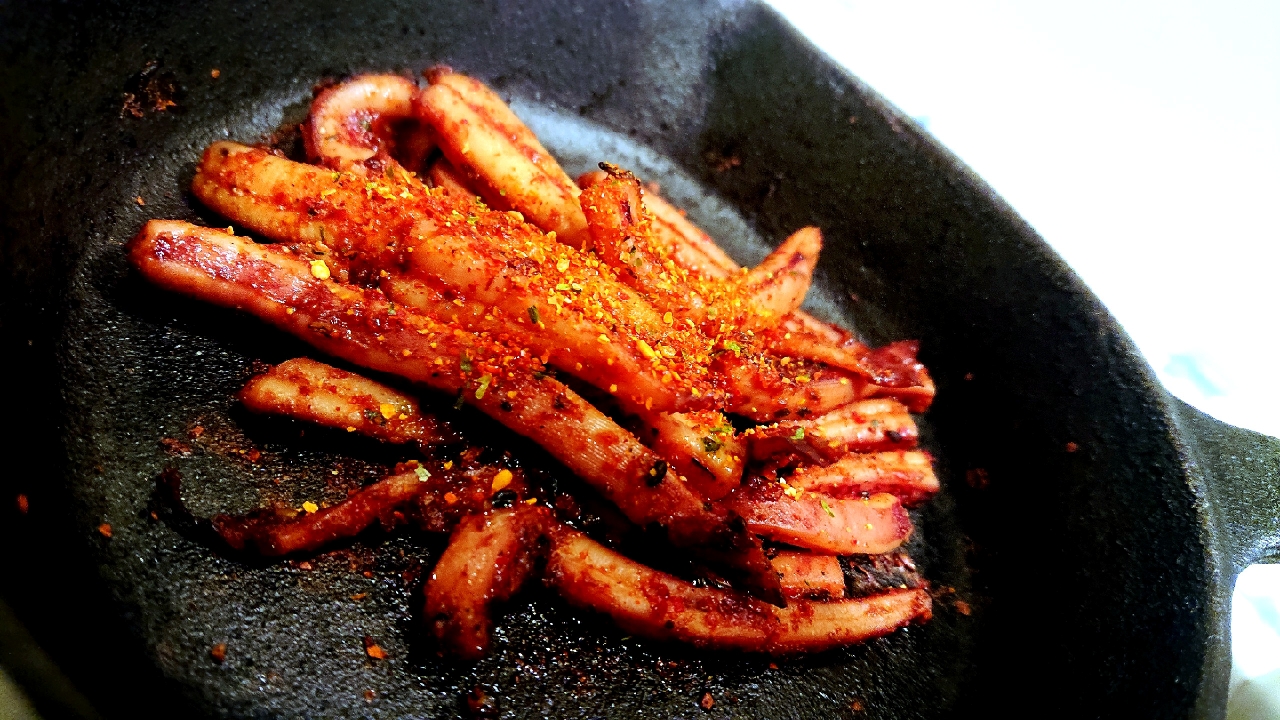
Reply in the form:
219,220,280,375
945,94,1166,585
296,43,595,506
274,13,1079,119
0,0,1218,718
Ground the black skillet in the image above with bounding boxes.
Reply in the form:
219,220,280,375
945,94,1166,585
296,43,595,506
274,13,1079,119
1,0,1278,718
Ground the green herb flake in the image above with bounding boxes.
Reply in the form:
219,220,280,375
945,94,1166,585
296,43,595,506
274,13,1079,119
387,301,396,316
527,306,540,325
819,497,835,518
702,436,723,453
475,374,493,400
414,466,431,482
453,391,467,410
459,352,472,373
791,427,805,441
555,283,571,291
723,340,742,355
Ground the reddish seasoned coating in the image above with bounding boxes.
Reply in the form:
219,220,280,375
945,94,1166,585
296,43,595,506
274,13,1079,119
401,226,721,414
746,398,917,461
716,349,862,421
546,526,777,650
416,71,589,245
637,410,743,501
579,164,689,308
763,318,935,412
635,184,741,279
613,183,935,412
425,506,551,659
729,227,820,329
770,588,931,653
212,458,523,555
192,141,416,280
304,74,421,171
770,551,846,600
213,470,425,555
579,170,739,279
126,221,739,549
786,451,939,507
546,527,928,652
240,357,457,447
858,341,936,412
191,143,720,413
726,482,911,555
579,166,819,339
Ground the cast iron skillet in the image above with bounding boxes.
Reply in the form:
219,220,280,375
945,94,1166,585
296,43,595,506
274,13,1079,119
1,1,1278,718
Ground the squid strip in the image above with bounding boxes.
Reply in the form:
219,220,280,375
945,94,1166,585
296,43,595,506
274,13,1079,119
636,409,744,501
416,70,589,246
425,506,551,659
786,451,939,507
747,398,918,461
305,74,421,171
240,357,458,447
546,526,928,653
191,143,718,413
212,470,426,556
770,551,846,600
126,221,741,549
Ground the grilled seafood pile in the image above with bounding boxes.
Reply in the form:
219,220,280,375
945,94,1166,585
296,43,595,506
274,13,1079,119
129,69,939,659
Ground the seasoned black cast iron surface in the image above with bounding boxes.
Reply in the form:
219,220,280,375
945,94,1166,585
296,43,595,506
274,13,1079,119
1,1,1278,718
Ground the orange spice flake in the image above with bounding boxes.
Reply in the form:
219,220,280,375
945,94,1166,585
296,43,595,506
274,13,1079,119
363,637,389,659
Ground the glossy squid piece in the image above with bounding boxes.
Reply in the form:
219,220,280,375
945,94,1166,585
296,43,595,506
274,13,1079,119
579,165,820,335
401,227,720,414
636,409,744,501
717,349,862,422
212,470,426,556
785,451,939,507
729,227,821,329
546,527,929,652
305,74,426,171
746,398,918,462
764,319,936,413
126,221,741,551
770,588,931,653
616,180,935,411
726,483,911,555
770,551,846,601
211,456,524,556
416,70,589,246
579,170,738,279
240,357,458,447
579,163,690,309
856,341,937,413
191,143,718,414
425,506,552,659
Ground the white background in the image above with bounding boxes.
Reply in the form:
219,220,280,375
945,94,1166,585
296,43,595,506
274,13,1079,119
762,1,1280,714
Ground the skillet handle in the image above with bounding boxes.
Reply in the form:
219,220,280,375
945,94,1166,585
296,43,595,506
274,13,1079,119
1171,398,1280,572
